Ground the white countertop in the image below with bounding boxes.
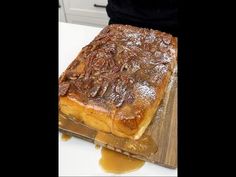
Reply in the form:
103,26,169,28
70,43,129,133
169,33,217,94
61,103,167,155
59,22,177,176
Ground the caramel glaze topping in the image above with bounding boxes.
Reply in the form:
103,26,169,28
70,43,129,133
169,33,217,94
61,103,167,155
59,24,176,116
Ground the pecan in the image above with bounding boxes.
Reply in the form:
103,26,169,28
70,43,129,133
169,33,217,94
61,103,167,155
115,82,122,93
79,73,85,79
120,63,129,72
154,51,162,58
84,68,92,80
103,60,109,71
94,58,105,70
65,71,80,81
83,79,93,90
105,44,116,55
69,73,79,80
162,34,172,45
159,41,168,52
99,81,109,97
112,65,120,73
59,82,70,96
92,71,101,77
109,92,117,102
114,94,125,108
89,85,101,98
108,58,115,68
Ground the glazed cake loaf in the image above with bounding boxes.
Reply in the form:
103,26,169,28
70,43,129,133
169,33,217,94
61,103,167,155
59,24,177,140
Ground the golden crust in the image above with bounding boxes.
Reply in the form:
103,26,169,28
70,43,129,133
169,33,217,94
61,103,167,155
59,24,177,139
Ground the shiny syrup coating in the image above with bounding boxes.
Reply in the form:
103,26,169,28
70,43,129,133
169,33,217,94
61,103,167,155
59,24,177,114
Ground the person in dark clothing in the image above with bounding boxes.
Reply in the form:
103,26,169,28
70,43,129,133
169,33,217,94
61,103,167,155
106,0,178,36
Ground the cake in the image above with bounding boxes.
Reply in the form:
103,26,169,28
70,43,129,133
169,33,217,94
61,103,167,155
59,24,177,140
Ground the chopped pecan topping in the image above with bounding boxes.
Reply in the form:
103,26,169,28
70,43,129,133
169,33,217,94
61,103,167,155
59,24,176,108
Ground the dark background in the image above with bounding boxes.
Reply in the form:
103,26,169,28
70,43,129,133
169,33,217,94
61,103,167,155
107,0,178,36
